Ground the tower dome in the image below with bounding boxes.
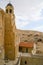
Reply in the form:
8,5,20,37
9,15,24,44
6,3,13,7
5,3,14,14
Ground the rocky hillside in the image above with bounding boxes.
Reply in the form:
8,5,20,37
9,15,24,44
16,29,43,43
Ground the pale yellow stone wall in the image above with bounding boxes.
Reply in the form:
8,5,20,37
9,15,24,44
4,14,15,60
15,31,20,58
21,56,43,65
0,9,5,59
37,42,43,53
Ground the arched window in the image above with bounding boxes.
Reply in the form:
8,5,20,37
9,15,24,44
10,9,12,13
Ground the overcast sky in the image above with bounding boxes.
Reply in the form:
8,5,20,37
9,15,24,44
0,0,43,32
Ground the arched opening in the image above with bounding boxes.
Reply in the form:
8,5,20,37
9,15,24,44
10,9,12,13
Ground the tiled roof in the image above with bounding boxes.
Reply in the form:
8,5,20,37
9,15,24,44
19,42,34,48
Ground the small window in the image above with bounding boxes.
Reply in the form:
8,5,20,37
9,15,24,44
25,61,27,64
6,9,8,13
19,47,22,52
10,9,12,13
26,48,28,53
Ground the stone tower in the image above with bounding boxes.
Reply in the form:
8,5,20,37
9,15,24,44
4,3,16,60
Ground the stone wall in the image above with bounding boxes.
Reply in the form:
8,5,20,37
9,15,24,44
20,55,43,65
0,9,5,59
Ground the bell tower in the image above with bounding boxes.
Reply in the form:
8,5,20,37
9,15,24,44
6,3,14,14
4,3,16,60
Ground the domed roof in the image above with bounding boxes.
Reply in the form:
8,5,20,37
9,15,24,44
6,3,13,7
